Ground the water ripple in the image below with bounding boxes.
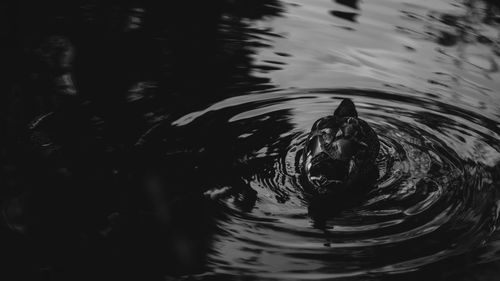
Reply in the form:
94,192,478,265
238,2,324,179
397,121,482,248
141,89,500,279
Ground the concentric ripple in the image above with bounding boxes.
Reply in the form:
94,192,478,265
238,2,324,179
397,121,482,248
145,89,500,280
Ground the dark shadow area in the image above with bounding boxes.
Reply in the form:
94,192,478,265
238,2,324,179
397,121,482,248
3,1,284,280
329,10,359,23
335,0,360,10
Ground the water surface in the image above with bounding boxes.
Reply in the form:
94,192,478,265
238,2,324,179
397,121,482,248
140,0,500,280
7,0,500,280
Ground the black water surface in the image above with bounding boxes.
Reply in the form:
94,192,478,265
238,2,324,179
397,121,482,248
4,0,500,281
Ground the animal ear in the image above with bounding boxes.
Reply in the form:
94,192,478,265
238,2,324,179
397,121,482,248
334,98,358,118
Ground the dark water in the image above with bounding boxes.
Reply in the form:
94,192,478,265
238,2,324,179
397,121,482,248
5,0,500,280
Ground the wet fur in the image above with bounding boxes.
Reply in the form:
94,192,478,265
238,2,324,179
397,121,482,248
302,99,380,210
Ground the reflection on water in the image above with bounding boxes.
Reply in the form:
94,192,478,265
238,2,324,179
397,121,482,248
4,0,500,280
142,89,499,280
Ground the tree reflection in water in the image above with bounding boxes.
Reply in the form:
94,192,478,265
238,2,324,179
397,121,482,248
4,0,285,279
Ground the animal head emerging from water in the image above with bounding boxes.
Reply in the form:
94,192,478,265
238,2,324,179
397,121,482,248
302,98,380,198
